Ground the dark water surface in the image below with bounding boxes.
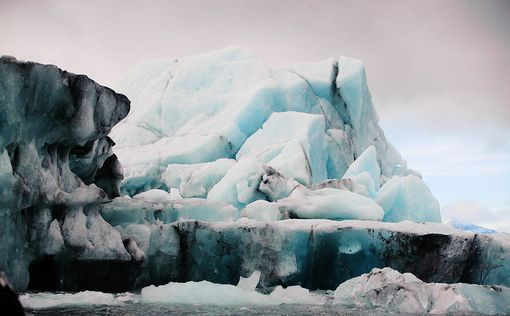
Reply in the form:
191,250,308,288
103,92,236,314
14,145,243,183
25,303,382,316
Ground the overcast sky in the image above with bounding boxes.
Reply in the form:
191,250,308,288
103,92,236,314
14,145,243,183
1,0,509,230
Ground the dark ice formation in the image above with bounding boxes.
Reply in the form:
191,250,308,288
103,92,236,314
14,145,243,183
0,56,130,290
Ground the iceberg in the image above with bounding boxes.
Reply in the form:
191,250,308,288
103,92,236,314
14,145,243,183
376,174,441,222
111,46,408,196
2,49,504,316
333,267,510,314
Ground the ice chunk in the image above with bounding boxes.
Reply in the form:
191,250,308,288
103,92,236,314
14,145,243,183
342,145,380,193
140,271,323,305
281,187,384,221
100,196,238,226
237,111,328,184
207,156,267,208
133,189,173,202
161,159,235,198
117,133,233,195
333,267,510,315
237,270,261,291
20,291,119,309
242,200,284,221
140,280,272,305
376,175,441,223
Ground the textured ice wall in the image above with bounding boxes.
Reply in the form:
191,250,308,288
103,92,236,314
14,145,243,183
0,56,130,290
64,218,509,292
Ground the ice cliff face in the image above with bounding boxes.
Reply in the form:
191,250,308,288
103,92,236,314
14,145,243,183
0,56,130,290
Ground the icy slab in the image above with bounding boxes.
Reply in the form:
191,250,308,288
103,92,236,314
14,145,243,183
20,291,120,309
333,267,510,315
133,189,174,202
100,196,238,226
207,156,268,208
111,47,408,194
237,111,327,184
342,145,380,197
279,187,384,221
161,159,235,198
140,270,325,305
376,174,441,223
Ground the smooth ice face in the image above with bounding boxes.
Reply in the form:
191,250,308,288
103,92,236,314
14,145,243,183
333,267,510,315
376,175,441,223
342,145,381,196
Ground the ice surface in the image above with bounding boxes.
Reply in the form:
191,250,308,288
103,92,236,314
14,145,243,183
237,111,327,184
140,271,324,305
161,159,235,198
20,291,120,309
207,156,267,208
333,267,510,314
133,189,174,202
279,187,384,221
111,47,409,195
342,146,380,196
103,218,510,292
376,174,441,222
100,196,238,226
0,56,130,290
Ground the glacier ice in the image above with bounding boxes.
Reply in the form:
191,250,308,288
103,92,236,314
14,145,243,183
333,267,510,314
342,145,380,197
140,269,325,305
108,46,442,226
279,186,384,221
111,46,408,196
237,111,327,185
376,174,441,222
1,48,505,316
0,56,130,290
20,291,121,309
161,159,235,198
89,218,510,292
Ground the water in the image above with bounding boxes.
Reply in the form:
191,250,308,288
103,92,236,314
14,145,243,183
25,303,372,316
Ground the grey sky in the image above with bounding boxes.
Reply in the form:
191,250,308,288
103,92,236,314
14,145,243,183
1,0,509,228
0,0,510,133
1,0,509,133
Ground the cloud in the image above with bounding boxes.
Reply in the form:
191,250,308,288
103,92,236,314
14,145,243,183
385,130,510,177
442,201,510,233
